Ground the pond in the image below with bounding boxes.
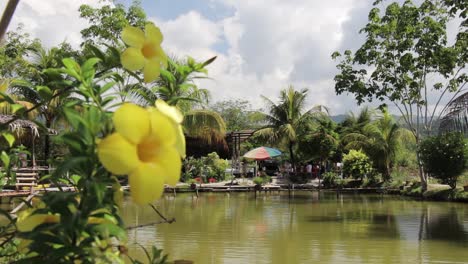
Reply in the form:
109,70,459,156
123,191,468,263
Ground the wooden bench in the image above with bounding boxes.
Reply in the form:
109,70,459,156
15,172,38,192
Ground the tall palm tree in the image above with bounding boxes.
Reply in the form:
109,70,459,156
256,85,327,170
343,108,414,180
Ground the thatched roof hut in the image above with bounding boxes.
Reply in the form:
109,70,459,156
0,114,41,138
0,114,57,166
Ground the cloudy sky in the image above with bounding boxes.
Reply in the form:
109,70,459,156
0,0,461,115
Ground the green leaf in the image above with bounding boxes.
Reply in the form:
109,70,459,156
10,104,25,114
82,58,101,81
201,56,217,67
2,133,15,147
37,85,53,100
62,58,82,81
1,151,10,168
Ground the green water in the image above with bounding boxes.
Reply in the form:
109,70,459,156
123,192,468,264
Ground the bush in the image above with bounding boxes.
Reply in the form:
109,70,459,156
342,150,373,180
322,172,339,188
419,132,466,189
253,177,264,185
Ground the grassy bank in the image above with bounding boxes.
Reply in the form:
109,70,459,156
401,183,468,202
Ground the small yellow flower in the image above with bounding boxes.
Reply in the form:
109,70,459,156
97,103,183,204
121,23,168,83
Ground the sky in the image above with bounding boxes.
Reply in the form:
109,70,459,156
0,0,462,116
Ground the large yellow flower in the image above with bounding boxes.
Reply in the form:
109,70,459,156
97,103,183,204
121,23,167,83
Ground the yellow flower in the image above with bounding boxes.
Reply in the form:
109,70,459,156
97,103,183,204
155,99,186,158
121,23,167,83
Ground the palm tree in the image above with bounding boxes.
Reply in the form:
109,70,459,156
256,85,327,170
9,44,77,163
343,108,414,180
340,106,373,135
298,116,339,163
131,56,226,143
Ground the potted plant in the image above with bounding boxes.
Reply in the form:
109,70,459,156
187,179,197,190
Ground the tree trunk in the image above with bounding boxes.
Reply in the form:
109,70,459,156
44,118,51,165
289,141,295,173
416,136,427,192
383,163,391,182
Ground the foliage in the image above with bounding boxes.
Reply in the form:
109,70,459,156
332,0,468,189
0,24,41,78
0,4,182,261
128,245,169,264
131,55,226,143
342,149,373,180
79,0,147,46
182,153,229,182
419,132,466,189
211,99,265,131
322,172,340,188
298,116,339,162
342,108,414,181
183,156,205,181
204,152,229,181
256,85,327,169
253,177,265,186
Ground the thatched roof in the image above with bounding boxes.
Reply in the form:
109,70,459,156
0,114,56,138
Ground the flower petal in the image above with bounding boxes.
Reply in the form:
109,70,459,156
148,109,176,146
156,147,182,186
145,23,163,44
98,133,139,175
155,99,183,124
113,103,150,144
143,59,161,83
174,124,186,158
122,26,145,48
121,47,145,71
129,163,165,204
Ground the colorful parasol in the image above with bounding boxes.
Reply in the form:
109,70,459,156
243,146,282,160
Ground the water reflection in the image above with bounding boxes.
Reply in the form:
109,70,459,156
422,207,468,244
124,192,468,263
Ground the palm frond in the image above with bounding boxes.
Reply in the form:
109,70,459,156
183,110,226,144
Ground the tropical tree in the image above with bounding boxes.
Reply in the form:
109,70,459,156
132,56,226,143
298,115,339,164
211,99,265,131
339,107,374,136
332,0,467,190
9,43,79,163
256,85,326,170
79,1,147,46
342,108,414,181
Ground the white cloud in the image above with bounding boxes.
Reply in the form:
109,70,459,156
151,11,223,60
151,0,372,113
0,0,104,48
